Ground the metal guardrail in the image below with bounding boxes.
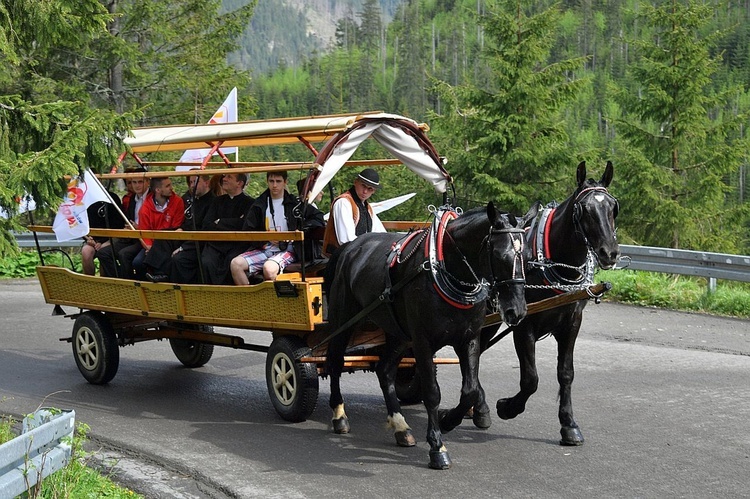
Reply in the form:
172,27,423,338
0,409,75,497
10,233,750,284
13,231,80,248
619,244,750,291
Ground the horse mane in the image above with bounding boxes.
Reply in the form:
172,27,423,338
444,206,490,241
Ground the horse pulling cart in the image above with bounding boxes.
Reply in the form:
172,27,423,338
29,112,613,435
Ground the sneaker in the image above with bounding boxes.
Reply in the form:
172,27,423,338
146,272,170,283
248,274,264,285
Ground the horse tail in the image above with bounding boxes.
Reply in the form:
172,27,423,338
322,242,350,296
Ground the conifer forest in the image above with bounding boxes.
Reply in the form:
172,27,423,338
1,0,749,255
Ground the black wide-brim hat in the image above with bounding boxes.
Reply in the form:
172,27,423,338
357,168,381,189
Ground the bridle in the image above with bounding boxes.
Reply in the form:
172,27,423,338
483,223,527,295
527,185,618,293
572,186,619,266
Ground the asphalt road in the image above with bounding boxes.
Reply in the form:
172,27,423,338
1,278,748,498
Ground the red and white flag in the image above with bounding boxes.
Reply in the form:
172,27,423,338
177,87,238,170
52,169,112,242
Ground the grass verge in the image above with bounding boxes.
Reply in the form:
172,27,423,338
0,412,143,499
598,269,750,319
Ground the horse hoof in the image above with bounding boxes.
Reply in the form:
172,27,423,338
464,406,474,420
438,410,459,433
496,398,516,420
395,430,416,447
332,417,350,434
428,450,452,470
560,426,584,446
472,408,492,429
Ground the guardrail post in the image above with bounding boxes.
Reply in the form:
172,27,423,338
0,408,75,497
708,277,717,294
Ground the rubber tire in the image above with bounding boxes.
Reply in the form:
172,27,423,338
395,366,423,405
169,338,214,368
266,335,319,423
72,312,119,385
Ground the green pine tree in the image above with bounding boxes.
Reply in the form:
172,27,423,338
429,0,589,213
610,0,749,251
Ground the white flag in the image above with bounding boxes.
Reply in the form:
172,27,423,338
52,169,112,242
177,87,238,170
0,194,36,219
323,193,416,221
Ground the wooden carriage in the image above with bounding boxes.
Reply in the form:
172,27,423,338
30,112,608,422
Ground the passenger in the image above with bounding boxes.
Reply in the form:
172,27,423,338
296,175,326,262
81,190,125,276
121,168,138,212
322,168,386,256
107,171,149,278
230,171,324,285
144,174,214,283
199,173,254,284
131,177,185,280
209,173,224,196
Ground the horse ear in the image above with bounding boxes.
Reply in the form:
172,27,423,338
601,161,614,187
486,201,497,223
576,161,587,186
521,202,541,228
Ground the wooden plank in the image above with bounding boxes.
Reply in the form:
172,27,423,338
27,226,305,242
300,355,459,365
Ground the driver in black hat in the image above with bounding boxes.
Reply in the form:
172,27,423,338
322,168,385,256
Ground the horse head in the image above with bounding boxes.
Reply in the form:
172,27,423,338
572,161,620,269
485,201,539,326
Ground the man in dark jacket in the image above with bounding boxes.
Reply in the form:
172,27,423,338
144,174,214,282
94,170,148,278
199,172,254,284
81,191,125,276
230,171,324,285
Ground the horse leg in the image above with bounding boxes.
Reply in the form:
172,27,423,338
438,335,489,432
413,339,451,470
376,338,416,447
556,320,584,446
497,327,538,420
327,329,352,434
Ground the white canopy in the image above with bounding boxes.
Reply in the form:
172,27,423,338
124,112,452,198
305,114,451,203
125,112,381,153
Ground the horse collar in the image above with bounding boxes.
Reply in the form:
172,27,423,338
533,206,556,263
531,205,595,292
426,208,489,309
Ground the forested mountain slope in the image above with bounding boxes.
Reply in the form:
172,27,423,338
225,0,402,74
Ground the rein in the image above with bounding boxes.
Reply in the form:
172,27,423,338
427,208,490,309
428,206,527,310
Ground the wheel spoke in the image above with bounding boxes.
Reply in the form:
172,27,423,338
272,353,297,404
76,327,98,370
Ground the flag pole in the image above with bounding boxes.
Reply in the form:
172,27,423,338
86,168,135,230
86,168,146,246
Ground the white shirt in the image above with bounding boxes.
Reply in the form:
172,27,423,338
133,189,149,225
265,197,288,232
331,196,385,244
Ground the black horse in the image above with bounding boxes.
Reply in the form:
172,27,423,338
489,161,619,445
325,202,539,469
